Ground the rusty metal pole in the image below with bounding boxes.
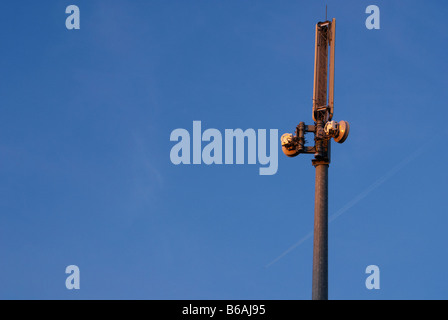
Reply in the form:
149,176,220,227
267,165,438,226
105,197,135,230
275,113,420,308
310,20,332,300
312,161,328,300
280,17,348,300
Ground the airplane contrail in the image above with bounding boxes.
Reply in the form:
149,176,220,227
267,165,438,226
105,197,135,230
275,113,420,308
265,145,425,268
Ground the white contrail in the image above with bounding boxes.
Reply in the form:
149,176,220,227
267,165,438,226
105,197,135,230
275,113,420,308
265,231,314,268
265,146,425,268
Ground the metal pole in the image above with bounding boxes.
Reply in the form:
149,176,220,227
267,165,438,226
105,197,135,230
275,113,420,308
281,18,347,300
312,162,328,300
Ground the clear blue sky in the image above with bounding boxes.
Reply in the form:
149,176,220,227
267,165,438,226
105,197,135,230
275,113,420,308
0,0,447,299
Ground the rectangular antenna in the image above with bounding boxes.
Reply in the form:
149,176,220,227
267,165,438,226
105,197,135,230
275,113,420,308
328,18,336,119
312,19,335,122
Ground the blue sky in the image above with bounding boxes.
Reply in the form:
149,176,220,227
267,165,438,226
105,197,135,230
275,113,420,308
0,0,447,299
